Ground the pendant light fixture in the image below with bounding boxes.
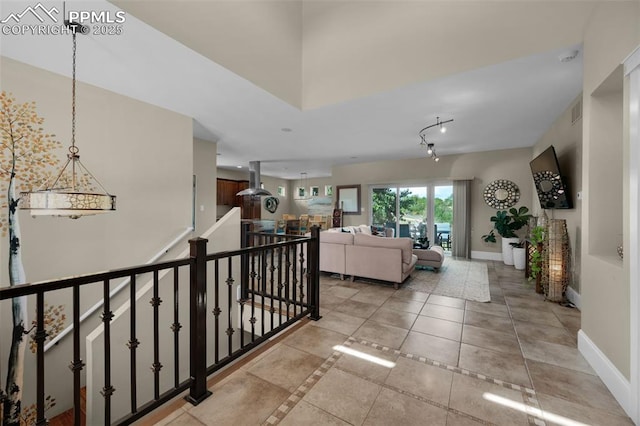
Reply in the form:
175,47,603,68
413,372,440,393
20,24,116,219
298,172,310,200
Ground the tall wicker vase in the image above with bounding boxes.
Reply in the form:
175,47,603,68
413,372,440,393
545,219,570,302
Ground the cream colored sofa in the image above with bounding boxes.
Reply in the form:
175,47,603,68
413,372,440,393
319,231,417,288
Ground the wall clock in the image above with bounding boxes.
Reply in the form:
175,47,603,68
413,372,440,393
483,179,520,209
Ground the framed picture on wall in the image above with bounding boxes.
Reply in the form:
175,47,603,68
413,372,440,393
277,186,286,196
325,185,333,196
297,187,305,198
310,186,319,197
336,184,361,215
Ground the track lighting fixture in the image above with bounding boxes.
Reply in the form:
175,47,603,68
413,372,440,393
426,143,434,156
418,116,453,163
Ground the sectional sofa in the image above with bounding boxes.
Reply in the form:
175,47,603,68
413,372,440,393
319,231,418,288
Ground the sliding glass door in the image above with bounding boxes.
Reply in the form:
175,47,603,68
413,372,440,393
434,185,453,250
370,183,452,251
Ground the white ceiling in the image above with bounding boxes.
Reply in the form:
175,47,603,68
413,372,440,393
0,1,587,179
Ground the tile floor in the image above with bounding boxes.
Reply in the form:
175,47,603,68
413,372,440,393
140,261,634,426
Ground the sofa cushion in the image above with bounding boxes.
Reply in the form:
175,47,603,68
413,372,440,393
320,231,354,245
353,233,413,264
403,254,418,273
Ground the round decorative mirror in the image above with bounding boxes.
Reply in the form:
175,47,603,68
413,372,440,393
264,196,279,213
494,188,509,201
533,171,564,204
483,180,520,209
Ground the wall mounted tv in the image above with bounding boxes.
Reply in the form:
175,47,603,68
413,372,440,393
530,145,572,209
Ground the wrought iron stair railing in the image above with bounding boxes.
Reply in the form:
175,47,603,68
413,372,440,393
0,227,321,425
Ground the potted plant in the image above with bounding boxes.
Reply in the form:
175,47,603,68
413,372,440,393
482,206,532,265
510,241,526,270
527,225,545,293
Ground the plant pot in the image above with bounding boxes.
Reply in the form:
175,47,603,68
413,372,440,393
501,237,519,265
513,247,526,270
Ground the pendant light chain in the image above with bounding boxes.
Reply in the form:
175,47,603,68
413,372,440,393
70,31,80,154
70,31,78,189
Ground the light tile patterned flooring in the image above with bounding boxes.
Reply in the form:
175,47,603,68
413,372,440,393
140,261,633,426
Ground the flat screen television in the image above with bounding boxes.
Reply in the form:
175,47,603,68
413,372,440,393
530,145,572,209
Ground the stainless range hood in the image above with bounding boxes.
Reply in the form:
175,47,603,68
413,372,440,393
236,161,272,196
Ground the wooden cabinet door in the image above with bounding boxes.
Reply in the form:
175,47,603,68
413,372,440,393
216,179,225,204
217,179,241,205
235,181,249,207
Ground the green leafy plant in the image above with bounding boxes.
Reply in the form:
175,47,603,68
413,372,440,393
482,206,532,242
528,225,545,281
481,229,496,243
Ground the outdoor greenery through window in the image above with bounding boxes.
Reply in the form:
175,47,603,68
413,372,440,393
371,184,453,250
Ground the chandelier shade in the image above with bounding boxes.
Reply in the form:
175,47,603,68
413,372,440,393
20,192,116,218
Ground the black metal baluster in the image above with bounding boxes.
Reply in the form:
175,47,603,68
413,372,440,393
70,285,84,425
102,279,115,425
213,259,220,364
278,246,283,327
172,267,182,388
269,246,275,332
285,246,291,320
261,248,266,336
128,275,139,413
35,291,47,426
151,270,163,400
250,252,256,342
291,244,297,318
299,242,306,309
227,256,235,357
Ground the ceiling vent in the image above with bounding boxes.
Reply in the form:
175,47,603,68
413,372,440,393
571,100,582,125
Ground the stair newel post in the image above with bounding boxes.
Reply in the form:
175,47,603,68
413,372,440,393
186,237,212,405
309,226,322,321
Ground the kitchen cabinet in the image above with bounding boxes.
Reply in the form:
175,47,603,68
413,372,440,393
216,179,249,206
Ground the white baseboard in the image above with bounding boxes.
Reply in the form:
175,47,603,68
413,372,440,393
565,286,581,309
577,330,633,418
471,250,502,261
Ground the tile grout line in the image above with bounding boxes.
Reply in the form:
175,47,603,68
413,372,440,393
492,262,549,426
262,349,345,425
494,261,548,426
267,262,549,426
336,340,499,426
349,336,537,395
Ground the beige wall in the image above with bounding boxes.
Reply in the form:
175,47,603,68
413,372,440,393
194,138,218,235
331,147,534,255
290,176,334,217
1,57,195,415
532,95,583,292
1,58,194,280
580,1,640,380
